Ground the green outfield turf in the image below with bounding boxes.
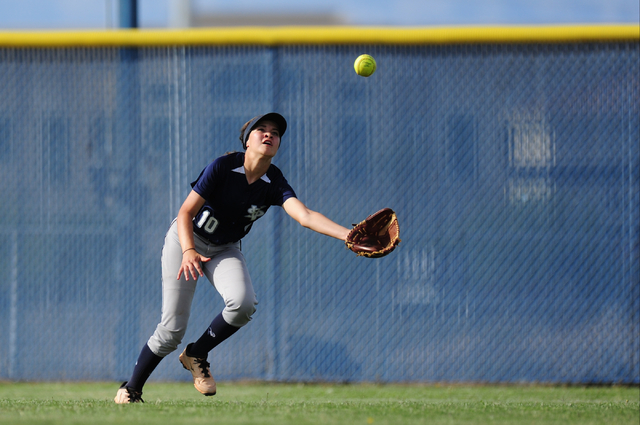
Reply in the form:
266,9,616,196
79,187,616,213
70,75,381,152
0,382,637,425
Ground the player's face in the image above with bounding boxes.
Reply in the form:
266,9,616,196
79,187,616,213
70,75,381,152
246,120,281,157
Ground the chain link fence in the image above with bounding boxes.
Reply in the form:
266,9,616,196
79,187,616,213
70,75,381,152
0,40,638,384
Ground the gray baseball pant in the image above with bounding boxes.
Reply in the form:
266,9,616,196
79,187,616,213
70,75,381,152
147,219,258,357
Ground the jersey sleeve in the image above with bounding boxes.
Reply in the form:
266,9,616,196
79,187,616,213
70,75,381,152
191,156,228,199
270,169,297,206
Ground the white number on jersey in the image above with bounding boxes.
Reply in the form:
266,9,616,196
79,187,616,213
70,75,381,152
195,209,219,234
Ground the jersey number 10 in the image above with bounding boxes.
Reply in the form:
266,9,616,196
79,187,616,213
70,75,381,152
195,209,219,234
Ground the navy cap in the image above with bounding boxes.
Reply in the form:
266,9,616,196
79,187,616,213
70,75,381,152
241,112,287,149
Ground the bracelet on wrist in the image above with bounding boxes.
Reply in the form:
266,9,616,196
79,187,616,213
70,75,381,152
182,248,196,254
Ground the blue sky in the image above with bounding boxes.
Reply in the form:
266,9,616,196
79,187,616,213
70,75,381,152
0,0,638,29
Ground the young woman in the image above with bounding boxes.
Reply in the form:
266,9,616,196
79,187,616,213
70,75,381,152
115,113,350,403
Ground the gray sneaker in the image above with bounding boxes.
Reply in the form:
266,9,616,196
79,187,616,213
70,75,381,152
114,381,144,404
179,344,217,396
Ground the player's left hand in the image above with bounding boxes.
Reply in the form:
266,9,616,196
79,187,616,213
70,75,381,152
345,208,401,258
177,249,211,281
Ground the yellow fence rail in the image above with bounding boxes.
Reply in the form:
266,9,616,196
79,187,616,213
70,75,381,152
0,24,638,47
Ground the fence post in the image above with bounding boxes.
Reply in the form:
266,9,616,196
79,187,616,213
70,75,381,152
118,0,138,29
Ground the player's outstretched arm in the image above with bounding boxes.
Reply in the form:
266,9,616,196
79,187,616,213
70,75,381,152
283,197,350,241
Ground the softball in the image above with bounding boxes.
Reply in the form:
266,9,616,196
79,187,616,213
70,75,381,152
354,54,376,77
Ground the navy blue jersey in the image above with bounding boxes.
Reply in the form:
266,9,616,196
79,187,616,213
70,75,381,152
190,152,297,245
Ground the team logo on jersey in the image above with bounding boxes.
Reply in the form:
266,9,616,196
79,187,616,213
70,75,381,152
245,205,266,222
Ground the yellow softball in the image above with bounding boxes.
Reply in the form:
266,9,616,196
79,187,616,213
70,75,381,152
354,54,376,77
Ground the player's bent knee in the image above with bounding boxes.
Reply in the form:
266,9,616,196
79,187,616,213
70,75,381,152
148,326,187,357
223,299,257,327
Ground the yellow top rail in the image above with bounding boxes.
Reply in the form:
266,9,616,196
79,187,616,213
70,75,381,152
0,25,638,47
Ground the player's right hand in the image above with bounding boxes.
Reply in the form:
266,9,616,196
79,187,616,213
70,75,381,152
177,249,211,281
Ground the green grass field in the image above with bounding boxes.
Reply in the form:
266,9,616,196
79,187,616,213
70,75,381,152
0,381,638,425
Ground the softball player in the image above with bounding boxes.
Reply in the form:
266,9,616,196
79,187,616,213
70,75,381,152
115,113,350,403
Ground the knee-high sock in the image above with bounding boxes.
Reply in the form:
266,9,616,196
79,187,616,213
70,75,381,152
127,343,163,391
188,312,240,358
